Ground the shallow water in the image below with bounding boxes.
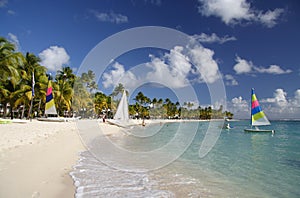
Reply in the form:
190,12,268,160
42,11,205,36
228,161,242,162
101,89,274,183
71,120,300,197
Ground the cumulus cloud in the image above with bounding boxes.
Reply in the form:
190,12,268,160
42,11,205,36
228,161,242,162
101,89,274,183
224,74,238,86
198,0,284,27
233,56,253,74
188,43,220,83
89,10,128,24
8,33,20,50
39,46,70,72
233,56,292,75
255,65,292,74
257,8,284,28
102,42,221,90
102,62,137,89
191,33,237,44
260,89,300,118
228,96,249,118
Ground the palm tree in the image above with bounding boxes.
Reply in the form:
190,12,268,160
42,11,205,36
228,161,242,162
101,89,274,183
94,92,109,117
134,91,151,119
110,83,125,98
0,37,25,118
53,78,74,116
18,52,47,118
72,76,93,117
0,37,23,83
56,66,76,87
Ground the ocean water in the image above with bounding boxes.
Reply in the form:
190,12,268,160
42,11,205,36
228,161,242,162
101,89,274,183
71,120,300,197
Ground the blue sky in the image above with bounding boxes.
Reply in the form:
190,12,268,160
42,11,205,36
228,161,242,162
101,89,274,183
1,0,300,119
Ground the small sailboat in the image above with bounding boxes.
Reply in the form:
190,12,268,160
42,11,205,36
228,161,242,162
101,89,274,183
244,88,275,133
107,90,132,128
37,80,65,122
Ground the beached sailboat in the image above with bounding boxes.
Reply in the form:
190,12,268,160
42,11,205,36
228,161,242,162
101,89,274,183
107,90,132,128
37,80,65,122
244,88,275,133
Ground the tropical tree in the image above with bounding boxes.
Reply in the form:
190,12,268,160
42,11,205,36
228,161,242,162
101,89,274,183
0,37,25,118
134,91,151,119
94,92,109,117
56,66,76,87
53,78,74,116
16,52,48,118
110,83,125,98
72,76,93,118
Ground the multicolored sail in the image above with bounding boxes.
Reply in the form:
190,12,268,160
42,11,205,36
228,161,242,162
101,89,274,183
45,80,57,115
251,88,270,126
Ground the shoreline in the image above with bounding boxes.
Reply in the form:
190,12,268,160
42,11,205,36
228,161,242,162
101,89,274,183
0,118,236,197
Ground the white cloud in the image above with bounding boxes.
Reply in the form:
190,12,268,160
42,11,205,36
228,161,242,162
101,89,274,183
292,90,300,107
102,43,221,90
229,96,249,118
257,8,284,28
260,88,300,118
262,89,288,108
233,56,292,75
191,33,236,44
102,62,137,88
233,56,253,74
255,65,292,74
146,55,189,89
188,43,220,83
198,0,284,27
224,74,238,86
8,33,20,50
39,46,70,72
166,46,192,85
89,10,128,24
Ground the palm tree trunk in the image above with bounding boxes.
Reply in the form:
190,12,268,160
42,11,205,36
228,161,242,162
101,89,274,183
28,98,34,120
10,104,13,120
21,104,25,119
37,99,41,117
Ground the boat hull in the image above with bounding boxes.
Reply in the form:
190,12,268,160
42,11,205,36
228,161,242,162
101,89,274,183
244,128,275,133
37,117,66,122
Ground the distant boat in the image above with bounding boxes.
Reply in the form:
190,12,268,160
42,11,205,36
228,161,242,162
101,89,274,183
244,88,275,133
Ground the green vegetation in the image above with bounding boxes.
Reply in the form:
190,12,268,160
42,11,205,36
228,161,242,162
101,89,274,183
0,36,233,120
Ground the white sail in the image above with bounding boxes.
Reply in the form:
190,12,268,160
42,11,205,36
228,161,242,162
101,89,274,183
252,115,270,126
113,90,129,123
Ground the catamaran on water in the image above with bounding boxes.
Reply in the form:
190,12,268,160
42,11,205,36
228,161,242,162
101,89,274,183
244,88,275,133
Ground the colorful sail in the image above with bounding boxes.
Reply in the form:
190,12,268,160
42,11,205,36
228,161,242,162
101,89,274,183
45,80,57,115
251,88,270,126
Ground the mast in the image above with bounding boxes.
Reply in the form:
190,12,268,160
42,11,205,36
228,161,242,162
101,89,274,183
250,88,254,126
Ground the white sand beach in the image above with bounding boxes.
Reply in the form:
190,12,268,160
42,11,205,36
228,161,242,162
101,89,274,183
0,120,86,198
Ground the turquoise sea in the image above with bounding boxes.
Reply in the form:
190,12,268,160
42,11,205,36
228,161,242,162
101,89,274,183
71,120,300,197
